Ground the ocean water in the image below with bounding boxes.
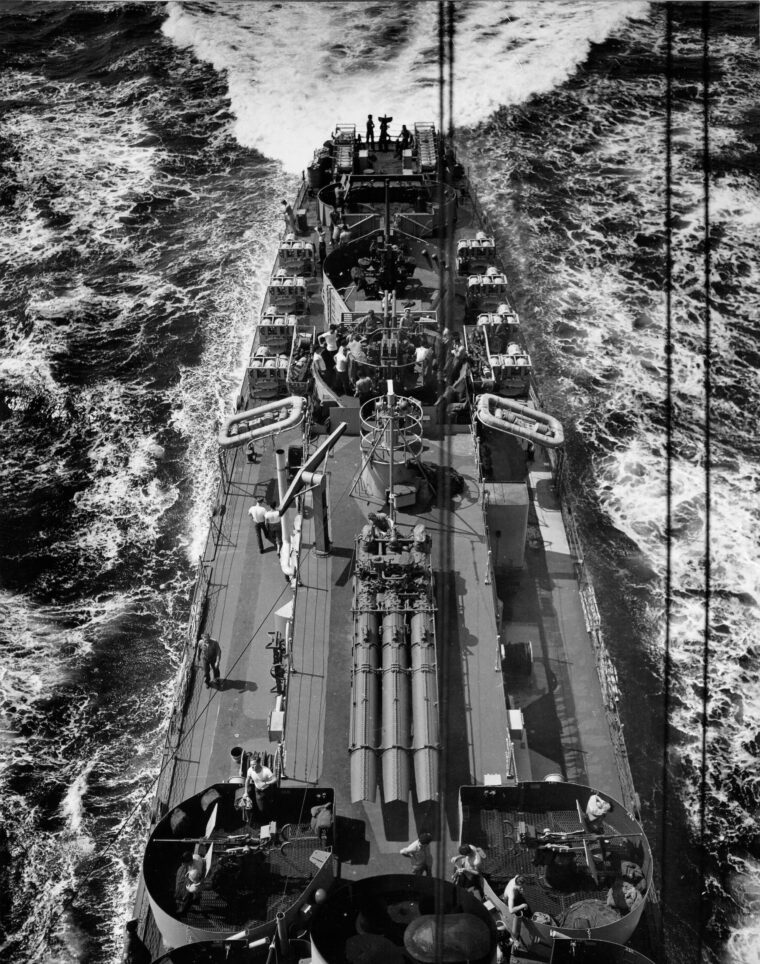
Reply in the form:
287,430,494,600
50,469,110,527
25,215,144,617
0,2,757,962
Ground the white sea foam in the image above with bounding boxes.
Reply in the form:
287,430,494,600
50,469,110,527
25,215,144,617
0,585,181,960
162,0,649,170
0,72,162,267
169,222,283,563
61,764,96,853
462,15,760,952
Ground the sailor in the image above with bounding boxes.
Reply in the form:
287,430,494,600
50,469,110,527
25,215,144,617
310,801,334,844
315,223,327,266
435,327,452,370
585,792,612,833
400,832,433,877
491,319,510,353
245,756,278,818
174,851,204,914
378,114,393,151
199,632,222,688
265,503,282,553
412,523,429,546
334,342,350,396
366,114,375,149
359,308,380,333
504,874,530,915
339,222,352,246
354,374,374,409
400,124,411,150
451,843,486,899
312,346,329,383
281,199,296,235
503,874,532,952
368,511,392,535
414,336,433,383
399,306,414,331
122,919,151,964
248,497,268,553
449,334,466,381
318,325,339,368
329,206,342,246
350,264,366,292
347,332,368,381
434,361,470,409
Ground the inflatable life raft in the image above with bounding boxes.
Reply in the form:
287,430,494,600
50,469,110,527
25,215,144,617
218,395,305,449
476,393,564,449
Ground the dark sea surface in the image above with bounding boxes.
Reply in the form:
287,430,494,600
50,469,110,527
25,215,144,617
0,2,757,962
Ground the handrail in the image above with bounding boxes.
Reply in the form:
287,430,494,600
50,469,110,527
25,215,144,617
558,488,639,816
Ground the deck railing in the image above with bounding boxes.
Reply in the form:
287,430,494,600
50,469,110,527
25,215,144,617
151,556,213,822
558,488,640,817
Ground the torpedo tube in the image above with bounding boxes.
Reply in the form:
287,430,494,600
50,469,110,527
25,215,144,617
410,601,439,802
380,588,411,803
349,583,381,803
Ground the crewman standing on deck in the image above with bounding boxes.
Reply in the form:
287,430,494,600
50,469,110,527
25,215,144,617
366,114,375,149
400,832,433,877
315,224,327,266
248,497,267,553
281,199,296,234
265,502,282,553
122,919,151,964
378,114,393,151
199,632,222,688
245,756,278,818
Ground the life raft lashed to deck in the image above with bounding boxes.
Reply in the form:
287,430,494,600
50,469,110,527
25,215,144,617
218,395,305,449
475,393,564,449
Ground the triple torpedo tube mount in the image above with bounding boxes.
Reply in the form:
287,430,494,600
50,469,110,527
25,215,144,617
349,521,439,804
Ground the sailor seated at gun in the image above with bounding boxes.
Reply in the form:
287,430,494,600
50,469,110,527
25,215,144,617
585,792,612,834
368,511,394,539
370,512,402,553
357,307,380,333
175,850,205,915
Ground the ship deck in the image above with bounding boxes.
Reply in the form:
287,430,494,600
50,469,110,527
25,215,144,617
141,427,624,881
133,137,633,950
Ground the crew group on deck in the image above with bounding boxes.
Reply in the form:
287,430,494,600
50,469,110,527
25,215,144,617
311,311,469,408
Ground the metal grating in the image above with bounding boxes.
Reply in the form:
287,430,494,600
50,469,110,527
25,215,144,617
465,807,617,923
177,820,321,931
